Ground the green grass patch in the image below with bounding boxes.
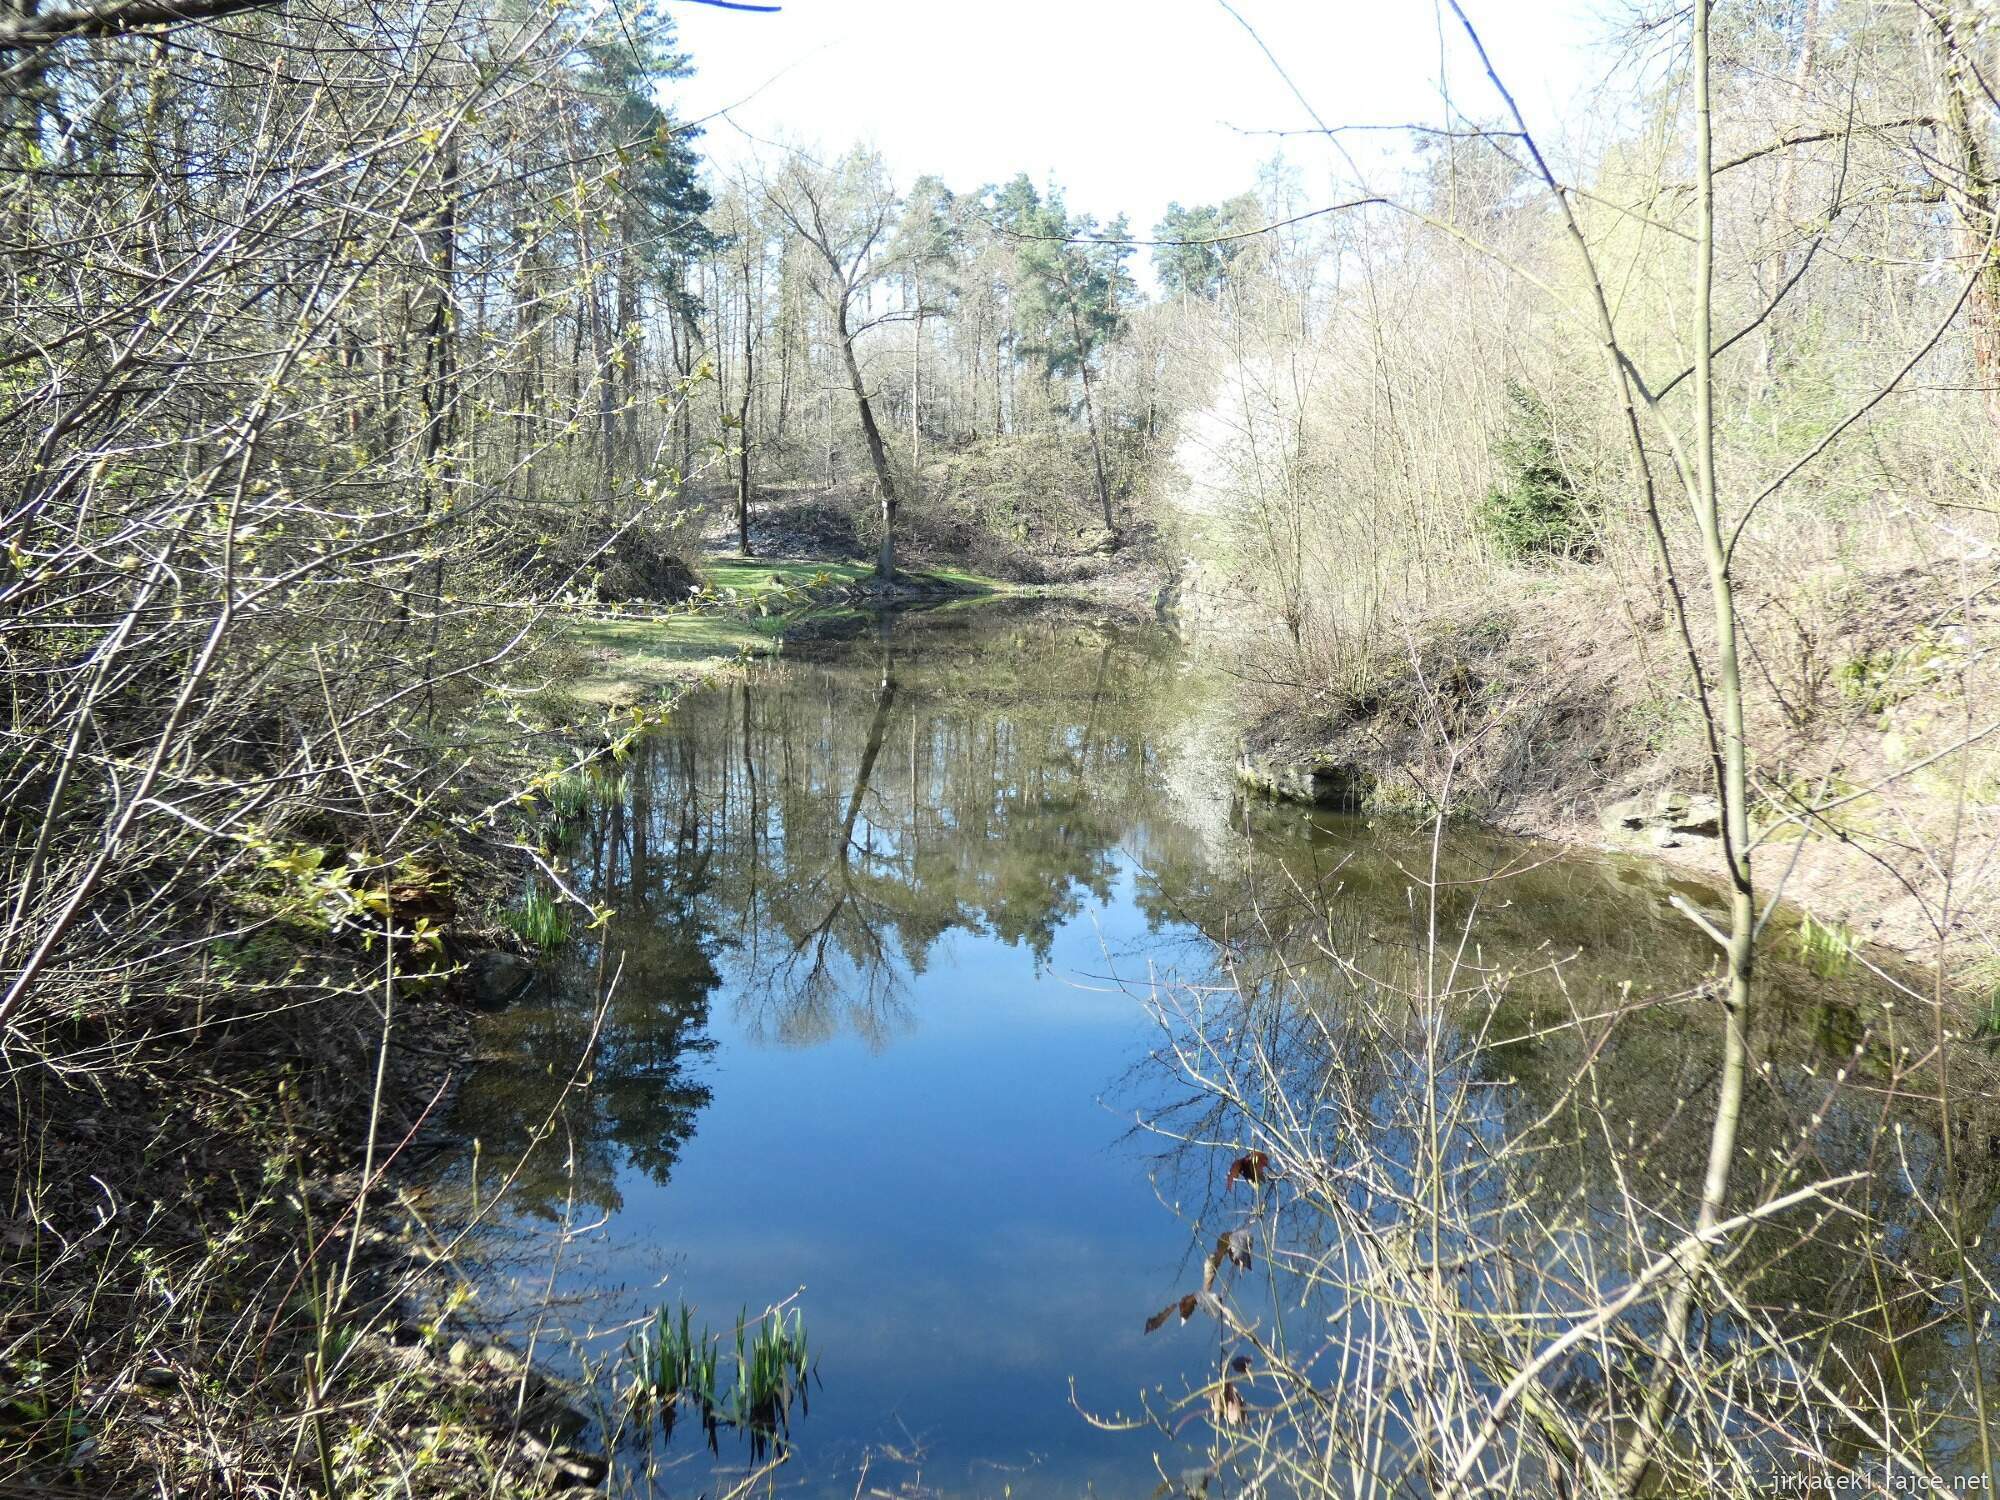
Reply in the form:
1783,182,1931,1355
699,555,872,595
699,554,1016,598
561,553,1021,705
503,888,569,950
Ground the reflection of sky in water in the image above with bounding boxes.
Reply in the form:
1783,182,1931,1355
444,607,2000,1496
590,856,1198,1496
445,609,1236,1498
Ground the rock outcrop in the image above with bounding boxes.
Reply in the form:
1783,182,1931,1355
1236,749,1372,810
1602,789,1723,848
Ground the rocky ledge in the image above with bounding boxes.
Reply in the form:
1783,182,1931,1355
1235,748,1373,810
1600,789,1723,849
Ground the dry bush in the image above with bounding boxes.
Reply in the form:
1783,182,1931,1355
0,0,715,1486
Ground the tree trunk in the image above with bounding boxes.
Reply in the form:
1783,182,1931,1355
1923,3,2000,460
910,262,923,514
585,276,614,520
665,299,687,490
737,260,754,555
416,138,458,717
876,481,895,578
834,304,898,578
994,329,1006,435
1061,285,1116,534
774,288,792,440
1615,6,1755,1484
675,287,699,489
1761,0,1819,386
616,217,641,484
1078,361,1113,533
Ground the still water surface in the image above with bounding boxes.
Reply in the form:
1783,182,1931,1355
442,603,1994,1496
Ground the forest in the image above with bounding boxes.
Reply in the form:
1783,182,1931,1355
4,0,2000,1495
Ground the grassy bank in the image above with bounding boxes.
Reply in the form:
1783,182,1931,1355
559,553,1029,707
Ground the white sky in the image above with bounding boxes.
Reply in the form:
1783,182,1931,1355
666,0,1610,241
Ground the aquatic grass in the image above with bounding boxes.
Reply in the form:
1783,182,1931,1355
625,1301,814,1459
629,1303,724,1447
543,763,630,822
545,769,595,820
729,1305,814,1459
589,766,632,803
503,888,570,950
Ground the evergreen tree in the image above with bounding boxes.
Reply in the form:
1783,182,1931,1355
1151,199,1255,299
1009,190,1133,531
1013,194,1133,384
1477,378,1598,564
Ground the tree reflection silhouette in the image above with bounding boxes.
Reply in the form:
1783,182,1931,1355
451,608,1189,1214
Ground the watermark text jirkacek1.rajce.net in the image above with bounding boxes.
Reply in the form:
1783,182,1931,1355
1770,1477,1993,1494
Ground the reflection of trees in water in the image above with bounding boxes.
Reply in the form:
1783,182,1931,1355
652,616,1188,1055
453,611,1197,1214
735,662,911,1049
443,719,725,1219
1123,822,2000,1489
446,609,2000,1485
456,602,2000,1475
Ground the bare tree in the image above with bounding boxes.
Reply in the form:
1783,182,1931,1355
763,148,908,577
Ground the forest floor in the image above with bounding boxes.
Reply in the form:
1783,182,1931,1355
2,775,617,1497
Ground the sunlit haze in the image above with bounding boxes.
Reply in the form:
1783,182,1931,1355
670,0,1604,241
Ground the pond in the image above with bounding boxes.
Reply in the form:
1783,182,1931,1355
438,602,2000,1497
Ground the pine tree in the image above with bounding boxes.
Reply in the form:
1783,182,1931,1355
1477,378,1598,564
1151,198,1257,299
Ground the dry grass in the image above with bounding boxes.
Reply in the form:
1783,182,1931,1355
1235,554,2000,969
